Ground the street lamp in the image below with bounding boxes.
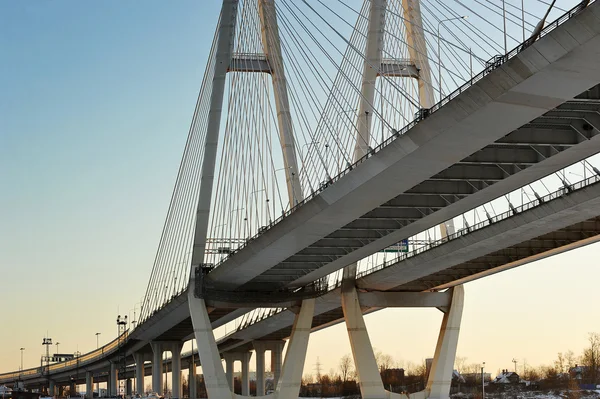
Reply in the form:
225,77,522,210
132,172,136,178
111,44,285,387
116,315,127,337
55,342,60,355
437,16,468,98
481,361,486,399
512,358,517,372
19,348,25,373
95,333,101,349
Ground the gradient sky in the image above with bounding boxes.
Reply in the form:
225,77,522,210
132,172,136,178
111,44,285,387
1,0,597,380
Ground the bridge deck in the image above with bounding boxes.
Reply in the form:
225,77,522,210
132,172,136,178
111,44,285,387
214,174,600,354
207,2,600,291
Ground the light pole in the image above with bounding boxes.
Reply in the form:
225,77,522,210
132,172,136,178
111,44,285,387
512,358,517,372
437,16,468,98
19,348,25,375
95,333,101,349
55,342,60,355
481,362,486,399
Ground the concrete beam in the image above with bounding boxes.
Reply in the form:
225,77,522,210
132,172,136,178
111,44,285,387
357,291,451,308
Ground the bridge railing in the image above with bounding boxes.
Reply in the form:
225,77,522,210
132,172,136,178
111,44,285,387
208,0,596,272
0,331,128,383
355,173,600,279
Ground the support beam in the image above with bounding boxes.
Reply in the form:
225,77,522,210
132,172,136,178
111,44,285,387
342,285,386,399
402,0,435,107
270,341,284,388
86,372,93,399
358,291,451,308
253,344,266,396
189,360,197,399
109,362,118,397
354,0,385,159
126,379,132,397
171,342,183,399
188,284,231,398
49,381,55,398
189,0,239,268
241,352,251,396
426,286,465,399
151,342,163,395
258,0,302,205
134,352,145,396
276,299,315,399
224,354,235,391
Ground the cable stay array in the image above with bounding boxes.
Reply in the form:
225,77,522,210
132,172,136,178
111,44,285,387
140,0,588,322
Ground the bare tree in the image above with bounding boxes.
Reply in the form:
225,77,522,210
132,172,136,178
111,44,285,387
565,350,578,370
374,349,394,373
455,356,468,374
339,354,354,382
582,332,600,384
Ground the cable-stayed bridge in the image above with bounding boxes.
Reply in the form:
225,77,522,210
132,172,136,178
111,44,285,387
3,1,600,399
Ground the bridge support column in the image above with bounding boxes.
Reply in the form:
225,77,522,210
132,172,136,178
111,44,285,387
49,381,55,397
188,360,197,399
342,285,386,399
58,385,64,397
224,354,234,391
190,271,314,399
126,379,132,397
270,341,284,388
171,342,183,399
253,343,266,396
151,342,163,395
188,292,231,398
110,362,118,397
426,285,465,399
342,283,464,399
86,372,94,399
134,352,145,395
241,352,251,396
275,298,314,399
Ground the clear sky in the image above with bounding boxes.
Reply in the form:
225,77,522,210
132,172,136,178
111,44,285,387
1,0,597,381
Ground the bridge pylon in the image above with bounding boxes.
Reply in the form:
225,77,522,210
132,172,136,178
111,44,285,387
187,0,313,398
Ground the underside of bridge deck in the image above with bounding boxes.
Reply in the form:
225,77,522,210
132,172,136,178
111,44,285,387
240,86,600,290
216,177,600,353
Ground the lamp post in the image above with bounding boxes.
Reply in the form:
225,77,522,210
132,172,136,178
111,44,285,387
481,362,486,399
19,348,25,375
55,342,60,356
512,358,517,372
95,333,101,349
437,16,468,98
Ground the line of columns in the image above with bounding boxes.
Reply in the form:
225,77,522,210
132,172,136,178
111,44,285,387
251,340,284,395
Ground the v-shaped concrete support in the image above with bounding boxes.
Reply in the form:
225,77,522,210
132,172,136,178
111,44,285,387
189,269,315,399
342,284,464,399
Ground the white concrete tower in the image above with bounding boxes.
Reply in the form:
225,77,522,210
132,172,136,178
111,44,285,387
187,0,313,398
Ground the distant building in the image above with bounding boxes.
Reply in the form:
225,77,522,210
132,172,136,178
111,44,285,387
492,370,520,384
381,368,405,383
569,364,585,381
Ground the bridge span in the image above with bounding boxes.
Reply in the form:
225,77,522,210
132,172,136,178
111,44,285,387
4,1,600,399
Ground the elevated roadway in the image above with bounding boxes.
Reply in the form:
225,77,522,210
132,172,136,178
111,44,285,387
206,2,600,292
4,1,600,388
213,172,600,354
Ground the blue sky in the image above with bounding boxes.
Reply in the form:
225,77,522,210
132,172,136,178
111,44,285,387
1,0,598,379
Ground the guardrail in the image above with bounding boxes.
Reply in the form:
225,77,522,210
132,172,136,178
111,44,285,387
208,0,596,272
355,173,600,279
0,331,129,383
